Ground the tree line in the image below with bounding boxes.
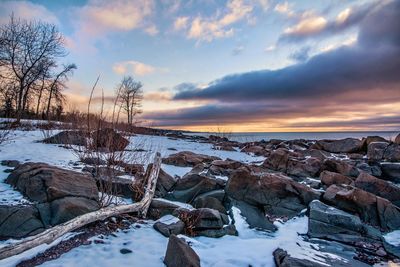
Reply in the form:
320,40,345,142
0,15,143,125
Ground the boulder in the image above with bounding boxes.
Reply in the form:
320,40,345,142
226,168,320,218
320,171,353,187
155,168,176,198
322,159,359,177
164,235,200,267
6,163,99,202
273,248,327,267
262,148,298,172
241,145,267,156
361,136,388,151
42,130,87,146
356,162,382,177
153,215,185,237
383,143,400,162
92,128,129,152
395,134,400,145
232,200,277,231
166,173,224,203
367,142,390,162
162,151,221,167
0,205,44,239
192,195,226,214
286,157,321,178
314,138,362,153
45,197,100,225
208,159,243,176
354,172,400,206
148,199,183,219
172,208,236,237
323,185,400,231
308,200,382,244
380,163,400,183
298,149,331,161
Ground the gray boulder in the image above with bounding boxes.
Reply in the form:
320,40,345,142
153,216,185,237
367,142,389,161
164,234,200,267
380,163,400,183
308,200,382,244
42,130,87,146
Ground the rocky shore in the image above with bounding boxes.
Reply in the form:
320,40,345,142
1,129,400,266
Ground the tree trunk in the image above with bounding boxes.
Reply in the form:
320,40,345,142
45,85,54,120
0,152,161,260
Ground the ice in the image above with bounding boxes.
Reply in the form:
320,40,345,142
384,230,400,246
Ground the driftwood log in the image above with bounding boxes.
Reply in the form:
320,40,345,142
0,152,161,260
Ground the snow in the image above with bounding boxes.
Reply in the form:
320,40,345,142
0,129,352,266
0,232,78,267
156,215,180,225
384,230,400,246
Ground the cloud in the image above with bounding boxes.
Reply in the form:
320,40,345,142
288,46,310,62
113,61,164,76
232,45,245,56
0,1,59,25
175,0,253,42
173,16,189,31
145,1,400,130
274,1,295,17
279,1,382,42
76,0,154,37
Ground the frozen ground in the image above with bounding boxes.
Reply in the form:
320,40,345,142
0,129,357,266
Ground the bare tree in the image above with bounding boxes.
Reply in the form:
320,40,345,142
45,63,76,119
117,76,143,125
0,14,72,122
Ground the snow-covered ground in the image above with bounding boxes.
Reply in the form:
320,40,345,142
0,130,357,266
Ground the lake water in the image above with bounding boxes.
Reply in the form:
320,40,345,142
191,131,399,142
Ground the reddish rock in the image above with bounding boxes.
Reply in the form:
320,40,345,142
162,151,221,167
320,170,353,187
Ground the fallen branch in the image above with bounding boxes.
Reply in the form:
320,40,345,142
0,152,161,260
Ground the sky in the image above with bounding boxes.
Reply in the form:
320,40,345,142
0,0,399,132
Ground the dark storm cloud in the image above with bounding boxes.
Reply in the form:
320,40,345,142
173,1,400,103
279,1,381,43
289,47,310,62
145,1,400,129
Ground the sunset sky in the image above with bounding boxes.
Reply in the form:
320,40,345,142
1,0,399,132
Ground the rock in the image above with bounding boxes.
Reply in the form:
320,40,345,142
380,163,400,183
120,248,132,254
273,248,327,267
395,134,400,145
323,185,400,231
167,173,224,203
367,142,389,162
162,151,221,167
356,162,382,177
322,159,360,177
6,163,99,203
122,163,144,175
262,148,298,172
383,143,400,162
308,200,382,244
208,159,243,176
153,215,185,237
232,200,277,231
361,136,388,151
164,234,200,267
192,195,226,214
173,208,224,230
286,157,322,178
80,157,106,165
1,160,20,168
95,175,133,198
213,144,236,151
148,199,182,219
241,145,267,156
320,171,353,187
298,149,331,161
209,135,229,142
354,172,400,206
42,130,87,146
314,138,362,153
0,205,44,239
226,168,320,218
47,197,100,225
92,128,129,152
155,168,176,198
